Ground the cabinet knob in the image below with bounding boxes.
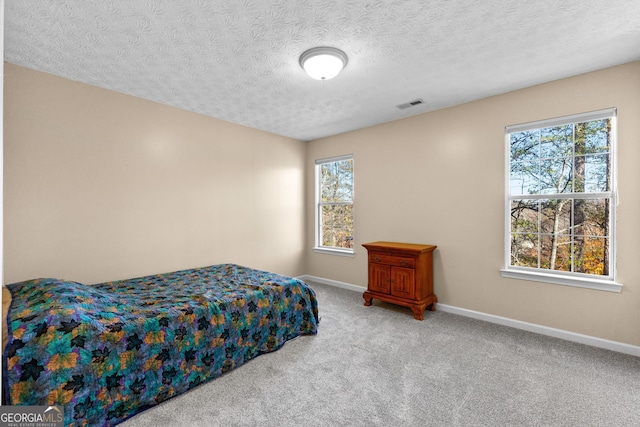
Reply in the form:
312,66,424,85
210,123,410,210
400,260,407,266
374,257,381,262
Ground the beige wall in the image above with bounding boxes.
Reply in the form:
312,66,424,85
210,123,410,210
306,61,640,345
4,63,307,284
4,61,639,345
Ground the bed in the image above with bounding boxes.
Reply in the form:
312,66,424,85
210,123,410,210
2,263,318,426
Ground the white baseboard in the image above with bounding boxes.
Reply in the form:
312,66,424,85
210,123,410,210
298,275,365,293
298,275,640,358
435,303,640,357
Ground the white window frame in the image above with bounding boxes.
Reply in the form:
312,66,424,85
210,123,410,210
500,108,622,292
313,154,355,256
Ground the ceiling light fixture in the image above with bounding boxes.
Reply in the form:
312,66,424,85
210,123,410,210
299,47,348,81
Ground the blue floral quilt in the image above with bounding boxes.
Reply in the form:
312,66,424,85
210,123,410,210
2,264,318,426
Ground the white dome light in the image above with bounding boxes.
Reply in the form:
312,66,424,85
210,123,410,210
299,47,348,81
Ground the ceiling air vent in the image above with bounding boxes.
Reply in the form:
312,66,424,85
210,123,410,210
396,98,424,110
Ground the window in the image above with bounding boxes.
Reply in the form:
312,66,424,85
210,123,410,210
314,155,354,255
501,108,621,292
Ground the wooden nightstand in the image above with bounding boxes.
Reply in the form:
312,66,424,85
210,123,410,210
362,241,437,320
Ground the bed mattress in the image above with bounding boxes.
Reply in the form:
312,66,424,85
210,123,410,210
2,264,318,426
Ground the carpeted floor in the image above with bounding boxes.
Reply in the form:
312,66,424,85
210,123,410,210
121,281,640,427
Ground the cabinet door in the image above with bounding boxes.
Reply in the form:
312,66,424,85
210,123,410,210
390,267,415,299
369,263,391,294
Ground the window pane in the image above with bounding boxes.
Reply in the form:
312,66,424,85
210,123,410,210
511,233,539,268
510,161,539,195
540,199,571,234
510,199,538,233
540,235,572,272
321,159,353,202
321,226,353,249
539,157,572,194
575,198,609,237
510,130,539,162
577,119,610,155
540,125,573,159
574,237,607,275
510,198,610,274
574,154,609,192
321,204,334,226
322,228,333,247
321,204,353,248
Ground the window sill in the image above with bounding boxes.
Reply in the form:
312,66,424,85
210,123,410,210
500,269,623,292
313,247,355,257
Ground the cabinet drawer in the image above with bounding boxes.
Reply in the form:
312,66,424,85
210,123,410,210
369,253,415,268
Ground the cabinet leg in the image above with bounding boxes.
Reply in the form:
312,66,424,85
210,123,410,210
428,295,438,311
411,304,426,321
363,292,373,306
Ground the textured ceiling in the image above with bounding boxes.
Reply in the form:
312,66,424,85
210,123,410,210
5,0,640,141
